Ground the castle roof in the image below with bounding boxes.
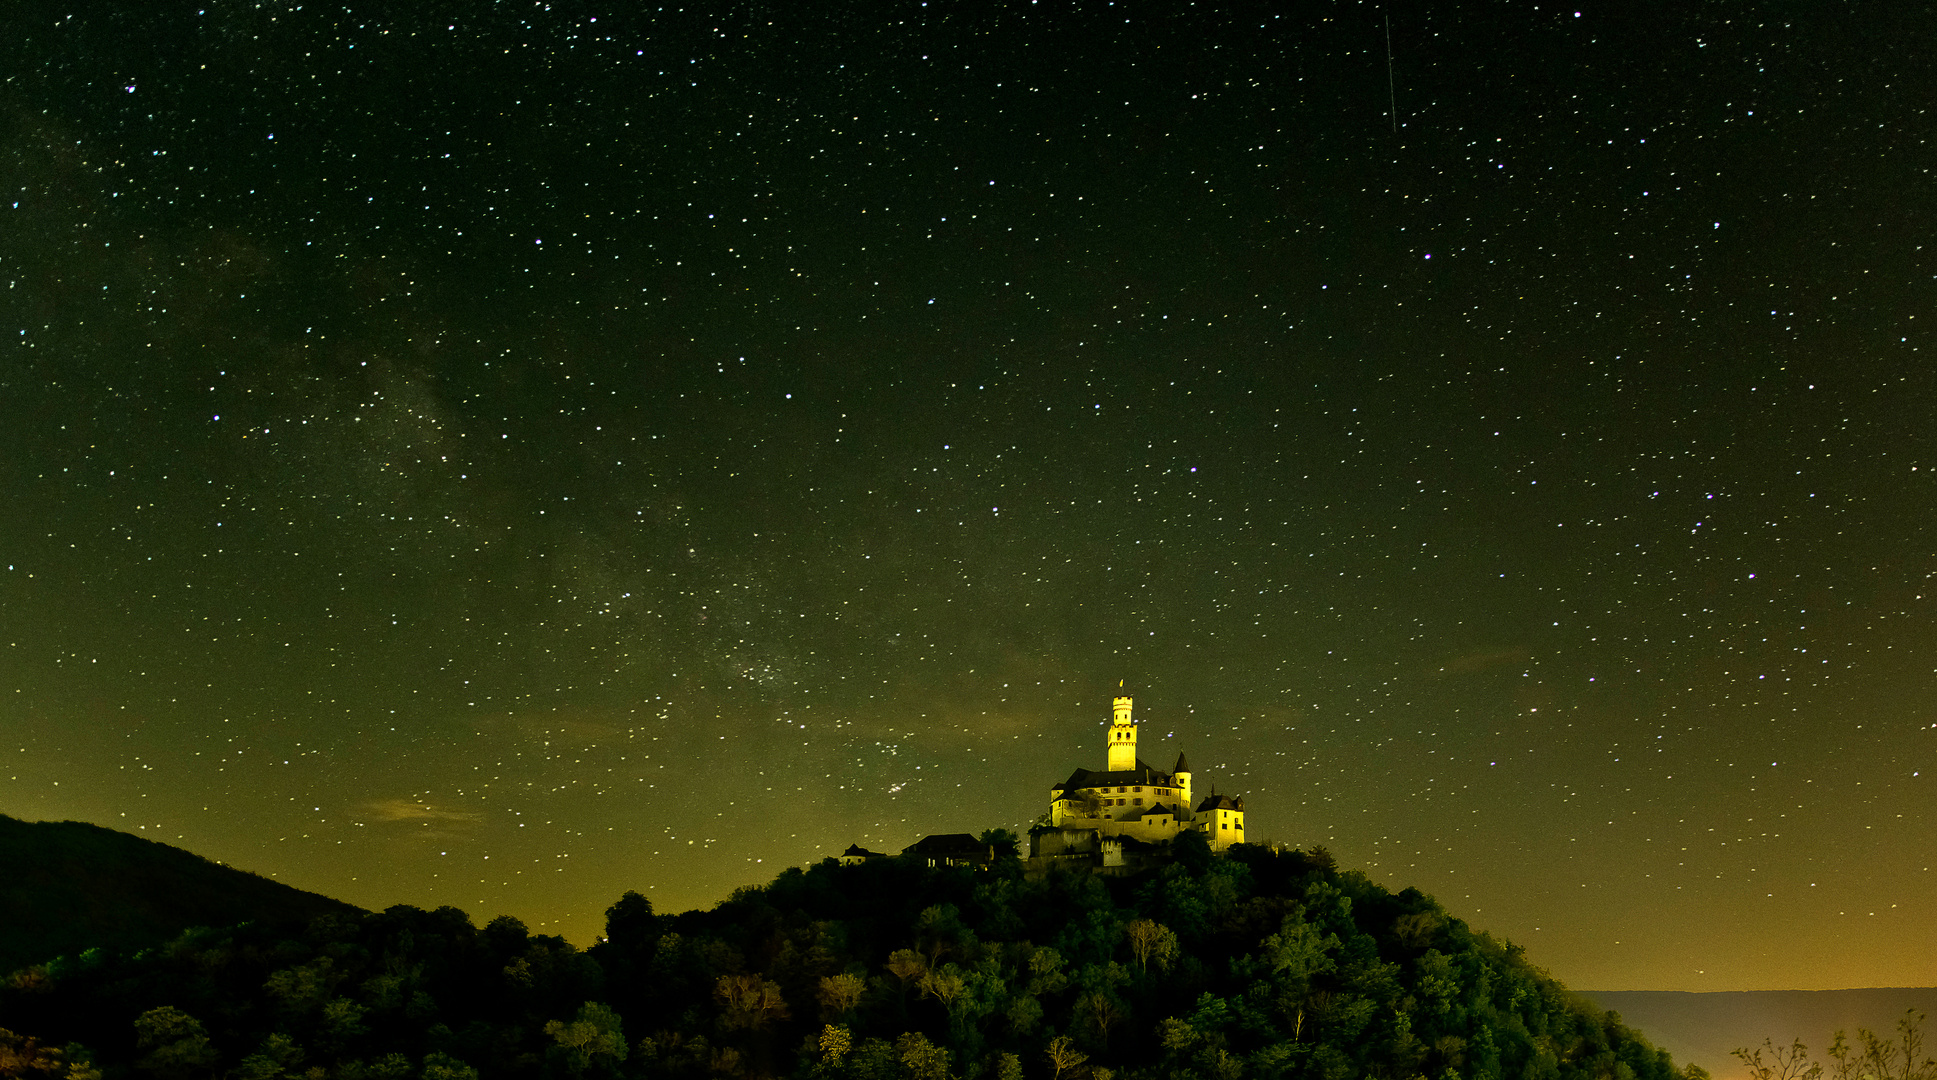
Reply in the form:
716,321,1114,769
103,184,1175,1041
1195,793,1244,813
1053,760,1179,793
1129,802,1181,820
1173,751,1192,774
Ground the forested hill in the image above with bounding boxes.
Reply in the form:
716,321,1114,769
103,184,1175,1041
0,814,361,976
1,836,1695,1080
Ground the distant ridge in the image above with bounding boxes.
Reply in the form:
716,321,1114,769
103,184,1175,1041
1582,989,1937,1079
0,813,362,975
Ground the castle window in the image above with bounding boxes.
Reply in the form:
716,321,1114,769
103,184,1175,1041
1134,786,1143,793
1133,798,1143,805
1117,787,1127,793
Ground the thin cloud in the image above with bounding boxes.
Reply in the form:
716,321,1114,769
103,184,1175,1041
362,798,483,824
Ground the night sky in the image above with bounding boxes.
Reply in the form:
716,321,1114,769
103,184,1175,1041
4,0,1933,993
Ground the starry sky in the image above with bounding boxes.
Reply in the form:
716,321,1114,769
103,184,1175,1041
3,0,1933,993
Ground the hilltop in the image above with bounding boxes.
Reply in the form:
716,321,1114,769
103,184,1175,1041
0,813,362,976
0,826,1694,1080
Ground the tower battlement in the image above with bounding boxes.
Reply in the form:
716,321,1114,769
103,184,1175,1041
1107,694,1138,771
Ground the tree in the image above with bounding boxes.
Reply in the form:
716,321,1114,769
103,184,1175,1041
1260,916,1337,986
338,1054,411,1080
481,915,530,958
817,973,866,1020
917,967,966,1013
1392,911,1444,951
1172,829,1214,874
714,974,791,1032
1734,1038,1823,1080
886,949,927,987
816,1025,851,1068
916,905,971,967
264,959,338,1014
419,1054,479,1080
1026,948,1067,997
231,1034,303,1080
543,1002,628,1078
0,1030,92,1080
1077,990,1127,1051
132,1008,217,1080
1832,1012,1937,1080
1124,918,1178,974
895,1033,950,1080
316,998,368,1053
1735,1012,1937,1080
602,892,656,951
1044,1035,1087,1080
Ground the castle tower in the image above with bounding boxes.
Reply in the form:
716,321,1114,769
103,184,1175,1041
1173,751,1193,817
1107,695,1137,772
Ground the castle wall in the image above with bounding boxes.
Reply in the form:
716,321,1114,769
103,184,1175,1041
1042,693,1248,856
1051,780,1189,829
1205,807,1246,850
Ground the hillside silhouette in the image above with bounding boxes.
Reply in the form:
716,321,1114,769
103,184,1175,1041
0,813,361,977
0,826,1697,1080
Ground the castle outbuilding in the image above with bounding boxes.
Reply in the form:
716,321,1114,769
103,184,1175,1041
1029,694,1245,865
838,844,887,866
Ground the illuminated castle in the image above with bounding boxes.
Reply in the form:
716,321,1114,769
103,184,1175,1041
1029,693,1245,865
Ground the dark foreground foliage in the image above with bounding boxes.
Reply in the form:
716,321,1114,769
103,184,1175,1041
1,843,1695,1080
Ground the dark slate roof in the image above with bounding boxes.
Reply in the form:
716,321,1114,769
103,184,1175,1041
902,833,991,857
1196,793,1244,812
1173,752,1192,774
1052,761,1179,793
1130,802,1180,820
